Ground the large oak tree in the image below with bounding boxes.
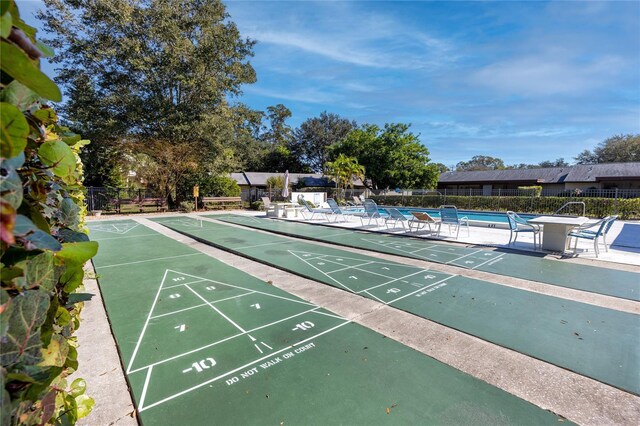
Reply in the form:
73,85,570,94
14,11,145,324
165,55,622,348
39,0,258,186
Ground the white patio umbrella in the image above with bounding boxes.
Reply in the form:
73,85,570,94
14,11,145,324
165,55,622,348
282,170,290,199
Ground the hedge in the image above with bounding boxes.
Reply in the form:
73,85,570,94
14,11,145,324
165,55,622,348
369,195,640,220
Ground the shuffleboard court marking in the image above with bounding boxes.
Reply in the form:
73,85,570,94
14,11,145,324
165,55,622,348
161,269,317,308
235,240,288,250
137,320,351,413
184,283,248,333
445,249,485,264
387,275,457,304
289,250,453,299
127,269,170,374
124,265,354,410
90,233,162,241
95,253,205,269
471,253,507,270
289,251,357,293
129,306,324,374
162,278,208,290
88,222,140,234
151,292,256,319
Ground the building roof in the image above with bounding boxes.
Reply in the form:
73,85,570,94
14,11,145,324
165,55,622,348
564,163,640,182
231,172,365,187
439,167,569,184
438,162,640,184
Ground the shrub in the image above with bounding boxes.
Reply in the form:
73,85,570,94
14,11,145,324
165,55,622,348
517,186,542,197
202,175,241,197
180,201,195,213
1,2,96,423
250,200,264,211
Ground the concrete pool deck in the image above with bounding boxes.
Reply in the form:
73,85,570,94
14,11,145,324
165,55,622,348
73,210,640,425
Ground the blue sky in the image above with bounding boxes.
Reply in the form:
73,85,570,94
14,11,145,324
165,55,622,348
18,0,640,167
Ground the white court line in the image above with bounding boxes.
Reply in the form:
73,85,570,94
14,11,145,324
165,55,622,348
318,231,353,239
386,276,456,304
313,310,347,320
92,234,161,241
128,307,322,374
164,269,316,307
127,270,169,373
289,251,357,293
324,261,375,274
162,279,208,290
445,249,484,265
95,253,205,269
471,253,506,270
235,241,288,250
138,320,351,412
138,366,153,410
150,292,256,319
362,290,385,303
357,269,427,294
185,284,247,333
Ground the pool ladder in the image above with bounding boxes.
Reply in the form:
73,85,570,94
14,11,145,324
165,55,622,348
554,201,586,216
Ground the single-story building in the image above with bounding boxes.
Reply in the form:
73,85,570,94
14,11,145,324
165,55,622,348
437,162,640,196
231,172,366,201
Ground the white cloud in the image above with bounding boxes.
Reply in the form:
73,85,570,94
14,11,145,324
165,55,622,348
471,54,627,96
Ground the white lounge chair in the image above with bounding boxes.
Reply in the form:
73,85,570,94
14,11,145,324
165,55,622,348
436,205,469,239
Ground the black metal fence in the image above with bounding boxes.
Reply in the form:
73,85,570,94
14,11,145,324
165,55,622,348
86,187,167,213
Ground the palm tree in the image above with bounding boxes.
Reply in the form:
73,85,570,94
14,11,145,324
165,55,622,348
325,154,365,202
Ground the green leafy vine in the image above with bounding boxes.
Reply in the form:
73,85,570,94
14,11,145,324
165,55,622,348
1,1,97,424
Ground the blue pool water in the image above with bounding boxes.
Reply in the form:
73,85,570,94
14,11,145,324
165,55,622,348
398,208,538,224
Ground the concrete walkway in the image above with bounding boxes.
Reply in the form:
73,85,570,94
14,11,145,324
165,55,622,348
75,211,640,425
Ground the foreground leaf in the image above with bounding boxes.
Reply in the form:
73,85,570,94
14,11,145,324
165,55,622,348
0,164,23,209
24,230,62,251
38,140,76,180
25,252,57,292
0,290,50,366
38,334,68,367
0,40,62,101
55,242,99,265
0,102,29,158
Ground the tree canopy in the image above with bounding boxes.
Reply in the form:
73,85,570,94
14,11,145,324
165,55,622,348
325,154,365,200
329,123,438,190
39,0,259,185
575,134,640,164
456,155,506,171
292,112,356,172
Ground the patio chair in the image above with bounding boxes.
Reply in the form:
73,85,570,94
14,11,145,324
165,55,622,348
567,215,618,257
298,197,331,221
352,196,364,206
261,196,276,215
409,211,440,234
359,199,383,226
384,208,410,230
326,198,350,222
436,205,469,239
506,211,540,250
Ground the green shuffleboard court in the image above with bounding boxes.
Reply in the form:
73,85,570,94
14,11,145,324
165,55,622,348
88,220,567,424
211,214,640,302
153,216,640,395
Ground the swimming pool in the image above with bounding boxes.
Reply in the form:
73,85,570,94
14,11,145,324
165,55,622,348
343,206,539,228
397,208,538,224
